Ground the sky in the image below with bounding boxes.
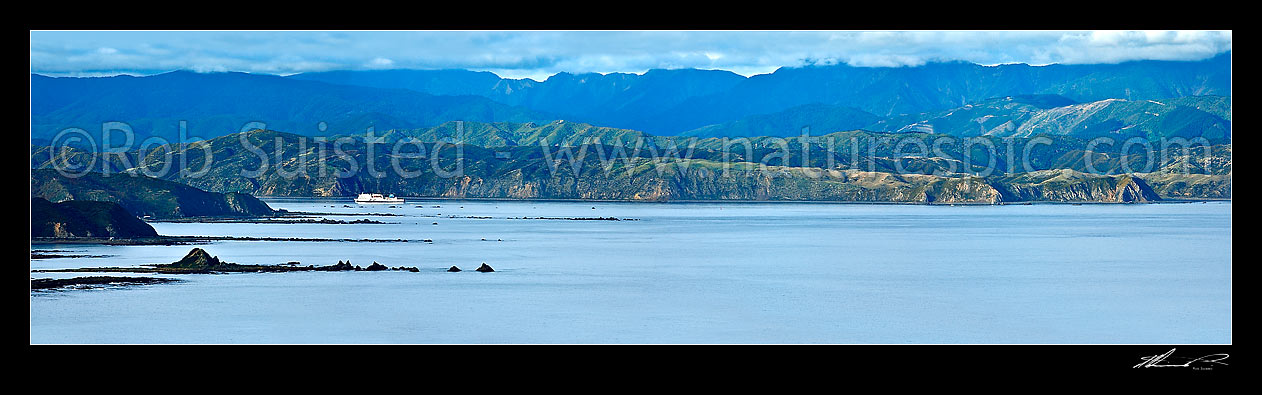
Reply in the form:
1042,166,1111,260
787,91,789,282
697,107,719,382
29,30,1233,81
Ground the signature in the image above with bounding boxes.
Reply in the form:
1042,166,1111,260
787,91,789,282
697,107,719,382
1133,348,1229,369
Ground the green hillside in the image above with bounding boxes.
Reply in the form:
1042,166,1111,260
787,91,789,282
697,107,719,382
31,197,158,238
31,168,275,219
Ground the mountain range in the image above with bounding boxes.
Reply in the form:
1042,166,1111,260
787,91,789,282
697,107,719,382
28,53,1231,205
289,53,1231,134
32,52,1230,142
31,71,552,142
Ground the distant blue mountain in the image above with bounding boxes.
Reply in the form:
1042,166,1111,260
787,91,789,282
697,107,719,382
291,53,1230,135
648,54,1231,134
679,103,881,138
287,69,506,97
31,53,1230,142
291,67,748,132
31,70,553,141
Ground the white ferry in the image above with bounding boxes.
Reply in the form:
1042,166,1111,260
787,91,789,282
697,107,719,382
354,193,405,204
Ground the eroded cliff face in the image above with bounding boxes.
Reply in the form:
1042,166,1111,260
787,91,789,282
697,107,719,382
920,177,1004,204
140,159,1179,204
1137,172,1232,199
1113,176,1160,202
990,170,1161,203
285,166,1014,203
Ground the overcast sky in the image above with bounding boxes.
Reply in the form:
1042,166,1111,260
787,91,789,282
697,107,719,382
29,30,1232,81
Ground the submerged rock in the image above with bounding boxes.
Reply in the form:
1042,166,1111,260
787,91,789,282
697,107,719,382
475,263,495,272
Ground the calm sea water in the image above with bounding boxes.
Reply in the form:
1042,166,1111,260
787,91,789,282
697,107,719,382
30,199,1232,344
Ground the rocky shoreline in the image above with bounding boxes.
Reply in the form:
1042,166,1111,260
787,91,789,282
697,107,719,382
32,248,491,276
268,196,1231,206
31,249,113,259
147,217,391,224
31,235,425,246
437,215,638,221
31,276,181,290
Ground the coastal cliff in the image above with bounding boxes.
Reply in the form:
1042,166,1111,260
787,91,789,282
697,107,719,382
30,129,1228,204
31,169,275,219
31,197,158,238
990,170,1161,203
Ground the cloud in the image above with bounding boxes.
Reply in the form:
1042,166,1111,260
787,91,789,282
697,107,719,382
29,30,1232,79
367,57,394,68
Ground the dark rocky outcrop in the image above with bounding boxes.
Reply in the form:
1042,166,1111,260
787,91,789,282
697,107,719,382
158,248,240,272
31,197,158,238
326,261,357,271
155,249,363,273
447,266,462,272
475,263,495,273
365,262,388,271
